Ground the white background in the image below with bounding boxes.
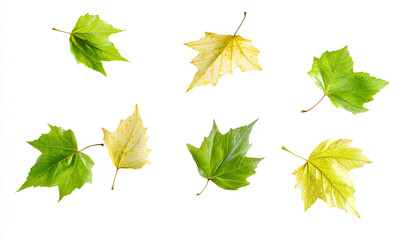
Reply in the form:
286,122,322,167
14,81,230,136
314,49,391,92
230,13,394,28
1,0,410,239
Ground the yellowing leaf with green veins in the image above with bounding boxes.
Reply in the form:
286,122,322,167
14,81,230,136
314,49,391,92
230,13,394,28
53,13,128,76
185,12,262,92
282,139,371,217
102,105,150,190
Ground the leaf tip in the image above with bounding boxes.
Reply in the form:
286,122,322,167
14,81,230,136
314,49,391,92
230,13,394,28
16,184,25,193
212,119,219,130
57,195,64,203
248,119,258,128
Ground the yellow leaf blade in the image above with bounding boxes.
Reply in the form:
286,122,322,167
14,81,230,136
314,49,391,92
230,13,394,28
103,105,150,170
290,139,370,217
293,163,326,211
310,139,372,171
185,32,261,91
294,161,360,217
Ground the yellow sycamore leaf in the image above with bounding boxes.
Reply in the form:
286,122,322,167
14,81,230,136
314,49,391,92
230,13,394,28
282,139,371,217
185,12,262,92
102,105,150,190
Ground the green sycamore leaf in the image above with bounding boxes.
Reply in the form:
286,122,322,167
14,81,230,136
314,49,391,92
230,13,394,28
187,119,264,195
53,13,128,76
282,139,371,217
18,125,103,201
302,46,388,114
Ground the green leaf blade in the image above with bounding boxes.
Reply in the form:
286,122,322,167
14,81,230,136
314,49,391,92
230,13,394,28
72,14,123,36
18,125,94,201
186,121,219,178
209,121,256,178
187,120,263,193
309,46,353,93
327,72,389,114
307,46,388,114
56,152,94,201
211,157,264,190
69,35,107,75
66,13,128,76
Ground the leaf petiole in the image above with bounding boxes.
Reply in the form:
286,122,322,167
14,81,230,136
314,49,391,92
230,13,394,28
233,12,247,36
78,143,104,153
196,179,210,196
52,28,71,35
282,146,307,161
301,94,326,113
112,168,119,190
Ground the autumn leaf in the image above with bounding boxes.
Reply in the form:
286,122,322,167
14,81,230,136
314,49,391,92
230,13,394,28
185,12,262,92
187,119,263,195
18,125,103,201
102,105,150,190
302,46,388,114
53,13,128,76
282,139,371,217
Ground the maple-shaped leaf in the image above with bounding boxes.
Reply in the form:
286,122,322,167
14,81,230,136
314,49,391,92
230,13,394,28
102,105,150,190
185,12,262,92
187,119,263,195
18,125,103,201
282,139,371,217
53,13,128,76
302,46,388,114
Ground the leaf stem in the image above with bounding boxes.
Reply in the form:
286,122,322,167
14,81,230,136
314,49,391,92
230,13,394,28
301,94,326,113
196,179,210,196
282,146,308,161
52,28,71,35
78,143,104,153
112,168,119,190
233,12,247,36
